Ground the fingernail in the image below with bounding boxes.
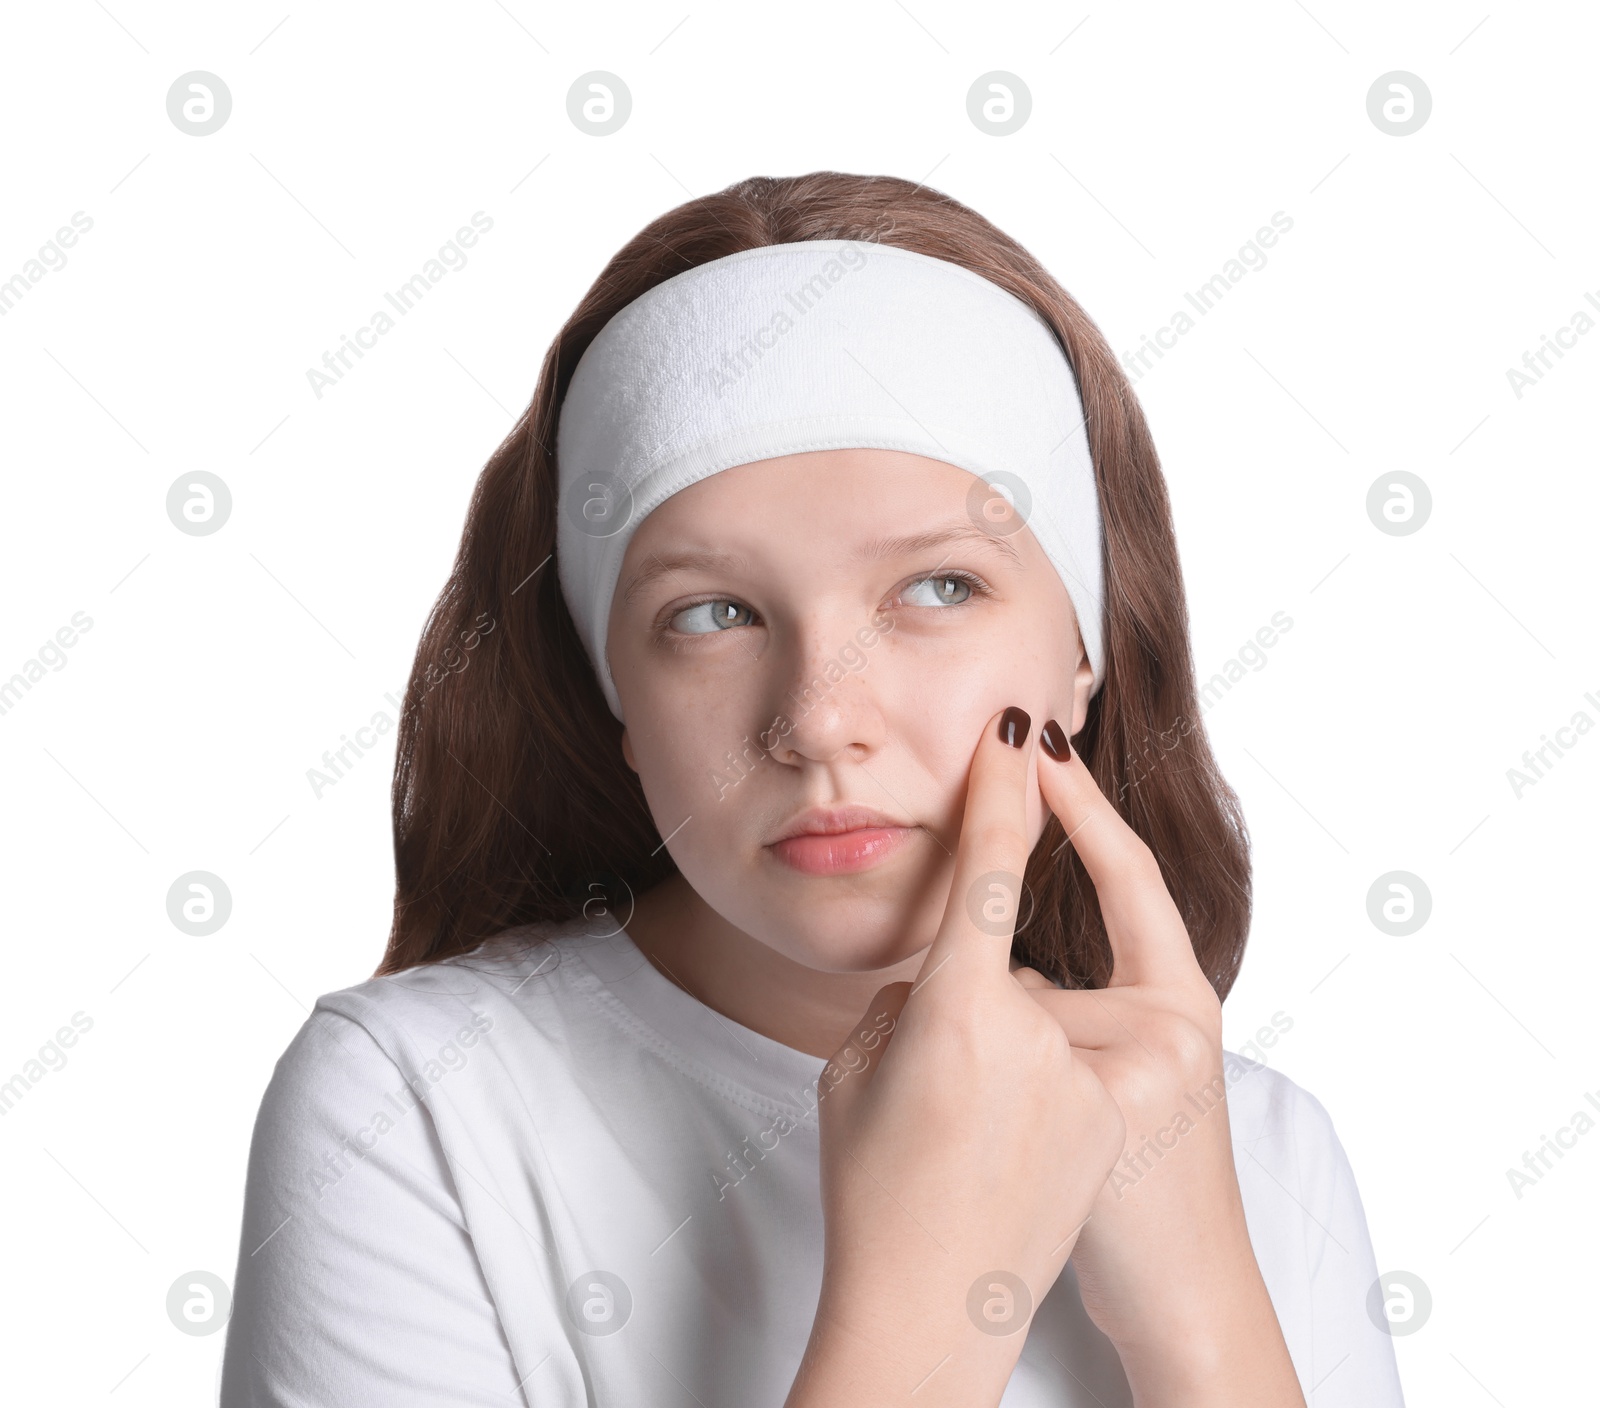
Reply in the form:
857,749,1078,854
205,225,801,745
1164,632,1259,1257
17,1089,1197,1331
998,706,1031,748
1040,719,1071,761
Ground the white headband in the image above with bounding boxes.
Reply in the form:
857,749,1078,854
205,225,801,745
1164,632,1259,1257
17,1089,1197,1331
555,239,1105,722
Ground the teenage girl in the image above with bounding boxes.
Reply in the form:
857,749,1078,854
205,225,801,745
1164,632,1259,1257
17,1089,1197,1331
221,172,1403,1407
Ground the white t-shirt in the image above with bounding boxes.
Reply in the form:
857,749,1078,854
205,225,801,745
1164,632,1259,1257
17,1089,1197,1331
219,921,1405,1406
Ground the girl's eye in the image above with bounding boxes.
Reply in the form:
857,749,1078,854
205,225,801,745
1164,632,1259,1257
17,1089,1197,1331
669,599,757,635
900,573,976,608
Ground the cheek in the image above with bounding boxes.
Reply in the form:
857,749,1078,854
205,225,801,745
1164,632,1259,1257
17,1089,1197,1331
624,688,768,867
630,717,775,929
877,656,997,823
878,627,1057,842
614,634,749,769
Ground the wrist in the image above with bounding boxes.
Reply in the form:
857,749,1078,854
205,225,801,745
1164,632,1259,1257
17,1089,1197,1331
786,1269,1027,1408
1099,1257,1303,1407
1077,1182,1257,1335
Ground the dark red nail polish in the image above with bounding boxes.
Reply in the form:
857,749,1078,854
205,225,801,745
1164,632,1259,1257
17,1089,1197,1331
998,706,1031,748
1040,719,1071,761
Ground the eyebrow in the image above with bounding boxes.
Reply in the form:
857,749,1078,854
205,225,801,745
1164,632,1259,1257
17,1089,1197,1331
861,522,1024,571
620,549,748,607
618,519,1023,607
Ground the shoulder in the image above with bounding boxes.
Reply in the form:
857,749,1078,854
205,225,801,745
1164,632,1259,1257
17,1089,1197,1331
250,921,594,1144
223,939,563,1403
293,920,591,1071
1221,1051,1380,1272
1221,1049,1354,1197
1221,1050,1343,1151
1219,1062,1404,1402
239,921,601,1219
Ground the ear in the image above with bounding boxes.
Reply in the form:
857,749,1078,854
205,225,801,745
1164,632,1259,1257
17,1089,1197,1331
620,727,638,773
1067,647,1095,738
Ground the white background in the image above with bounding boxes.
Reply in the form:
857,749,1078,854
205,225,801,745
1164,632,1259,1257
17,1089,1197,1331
2,1,1595,1402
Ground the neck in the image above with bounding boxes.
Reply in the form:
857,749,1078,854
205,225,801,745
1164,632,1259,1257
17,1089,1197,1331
622,872,926,1059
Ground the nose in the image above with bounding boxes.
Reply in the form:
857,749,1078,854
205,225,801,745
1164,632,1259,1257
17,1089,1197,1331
764,615,888,766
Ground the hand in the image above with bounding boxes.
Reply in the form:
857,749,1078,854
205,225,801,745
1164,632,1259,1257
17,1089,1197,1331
787,708,1125,1408
1011,723,1305,1405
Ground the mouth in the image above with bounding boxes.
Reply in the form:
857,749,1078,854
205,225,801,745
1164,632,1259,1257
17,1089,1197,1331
765,805,916,877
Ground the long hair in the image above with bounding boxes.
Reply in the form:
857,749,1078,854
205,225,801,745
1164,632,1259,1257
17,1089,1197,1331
376,171,1251,998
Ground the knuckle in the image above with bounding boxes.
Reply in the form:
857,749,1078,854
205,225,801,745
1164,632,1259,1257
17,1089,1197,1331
911,995,984,1063
1107,837,1160,885
1117,1060,1168,1111
1024,1009,1071,1067
1155,1016,1216,1079
1109,993,1223,1098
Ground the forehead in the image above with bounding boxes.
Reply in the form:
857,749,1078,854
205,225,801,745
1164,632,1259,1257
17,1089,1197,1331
624,448,987,557
614,448,1057,612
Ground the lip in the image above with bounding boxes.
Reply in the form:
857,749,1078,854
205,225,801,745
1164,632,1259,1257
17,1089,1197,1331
768,804,909,842
765,805,916,877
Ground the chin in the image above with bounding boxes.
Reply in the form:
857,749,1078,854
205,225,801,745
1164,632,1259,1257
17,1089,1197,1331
753,902,931,976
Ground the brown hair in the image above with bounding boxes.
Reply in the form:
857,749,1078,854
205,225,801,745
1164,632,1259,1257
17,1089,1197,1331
377,171,1251,998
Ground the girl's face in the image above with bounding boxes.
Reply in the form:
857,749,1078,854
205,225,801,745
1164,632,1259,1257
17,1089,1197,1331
608,448,1095,974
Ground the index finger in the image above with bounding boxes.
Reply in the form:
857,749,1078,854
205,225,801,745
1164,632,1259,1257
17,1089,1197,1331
1035,720,1197,989
915,706,1037,992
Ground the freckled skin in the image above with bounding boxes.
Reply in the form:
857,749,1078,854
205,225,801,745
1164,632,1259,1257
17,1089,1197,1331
605,448,1093,1057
